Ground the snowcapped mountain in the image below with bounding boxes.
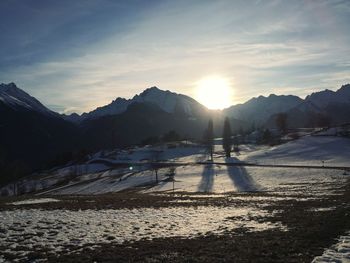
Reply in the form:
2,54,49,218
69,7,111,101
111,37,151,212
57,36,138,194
0,82,56,116
2,81,350,185
62,83,350,128
78,97,130,121
64,86,206,123
132,87,201,115
224,94,303,125
266,84,350,128
0,83,82,185
305,84,350,108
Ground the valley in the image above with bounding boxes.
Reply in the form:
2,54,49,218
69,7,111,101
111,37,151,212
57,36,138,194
0,132,349,262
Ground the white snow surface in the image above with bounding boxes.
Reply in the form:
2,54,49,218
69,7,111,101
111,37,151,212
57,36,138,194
1,135,349,262
312,231,350,263
42,136,350,195
9,198,60,205
244,136,350,166
1,136,349,196
0,206,282,261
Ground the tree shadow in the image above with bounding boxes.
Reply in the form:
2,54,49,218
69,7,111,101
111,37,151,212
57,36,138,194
198,164,215,192
225,157,259,192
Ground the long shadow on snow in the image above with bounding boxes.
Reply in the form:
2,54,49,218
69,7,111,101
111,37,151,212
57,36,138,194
225,157,259,192
198,164,215,192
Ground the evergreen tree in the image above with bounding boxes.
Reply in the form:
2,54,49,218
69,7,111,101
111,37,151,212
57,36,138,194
262,129,272,144
275,113,288,134
222,117,232,158
204,119,214,161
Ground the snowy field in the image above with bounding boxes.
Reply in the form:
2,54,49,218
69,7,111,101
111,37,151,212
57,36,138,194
1,135,349,196
0,205,284,261
244,136,350,167
0,134,349,262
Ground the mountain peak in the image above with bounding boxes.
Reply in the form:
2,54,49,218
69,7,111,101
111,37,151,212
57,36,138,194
340,83,350,89
0,82,17,90
144,86,160,92
336,83,350,101
305,85,350,108
0,82,25,94
138,86,164,97
0,82,55,116
65,86,204,123
225,93,302,125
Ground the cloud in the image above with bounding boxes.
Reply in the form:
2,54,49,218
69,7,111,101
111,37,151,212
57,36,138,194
0,0,349,113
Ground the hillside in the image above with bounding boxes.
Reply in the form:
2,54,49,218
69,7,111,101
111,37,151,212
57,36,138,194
0,83,82,185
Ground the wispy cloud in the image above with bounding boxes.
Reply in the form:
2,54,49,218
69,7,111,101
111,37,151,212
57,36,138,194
0,0,349,113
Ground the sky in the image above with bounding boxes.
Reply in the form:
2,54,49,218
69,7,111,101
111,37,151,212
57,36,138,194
0,0,350,114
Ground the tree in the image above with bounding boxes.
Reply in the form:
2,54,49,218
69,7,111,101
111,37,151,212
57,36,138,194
203,119,214,161
250,122,256,133
261,129,272,144
315,114,331,128
162,130,180,142
222,117,232,158
238,126,244,136
275,113,288,134
233,136,239,152
151,149,162,183
141,136,160,146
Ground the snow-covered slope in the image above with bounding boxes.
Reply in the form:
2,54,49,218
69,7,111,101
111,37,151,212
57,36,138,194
0,83,56,116
2,134,348,196
65,86,206,122
244,135,350,166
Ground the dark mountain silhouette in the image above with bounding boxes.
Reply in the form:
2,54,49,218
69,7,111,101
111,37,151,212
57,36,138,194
63,86,207,123
266,84,350,128
0,83,82,185
1,82,350,184
81,102,208,150
224,94,303,126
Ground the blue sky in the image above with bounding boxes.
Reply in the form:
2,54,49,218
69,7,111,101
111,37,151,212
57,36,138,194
0,0,349,113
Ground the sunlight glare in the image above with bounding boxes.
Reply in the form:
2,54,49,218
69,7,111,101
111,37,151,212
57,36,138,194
195,76,233,109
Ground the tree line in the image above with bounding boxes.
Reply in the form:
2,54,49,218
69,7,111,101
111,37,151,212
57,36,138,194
204,117,235,160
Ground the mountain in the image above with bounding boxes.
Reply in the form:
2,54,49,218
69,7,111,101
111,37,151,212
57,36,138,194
64,86,207,123
2,81,350,185
0,83,82,185
224,94,303,126
0,83,57,116
266,84,350,128
82,102,208,150
305,84,350,108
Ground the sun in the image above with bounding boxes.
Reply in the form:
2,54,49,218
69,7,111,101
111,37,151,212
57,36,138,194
195,76,233,109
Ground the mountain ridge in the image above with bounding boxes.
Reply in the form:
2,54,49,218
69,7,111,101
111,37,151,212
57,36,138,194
3,82,350,128
63,86,207,123
2,82,350,125
1,81,350,185
0,82,57,117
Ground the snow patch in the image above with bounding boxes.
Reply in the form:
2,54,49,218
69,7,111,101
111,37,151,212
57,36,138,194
312,231,350,262
0,206,283,261
9,198,60,205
